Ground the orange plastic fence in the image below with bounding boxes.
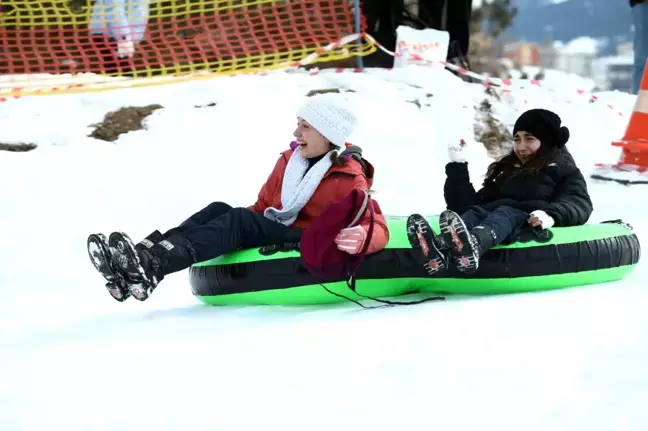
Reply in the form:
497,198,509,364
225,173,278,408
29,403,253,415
0,0,374,95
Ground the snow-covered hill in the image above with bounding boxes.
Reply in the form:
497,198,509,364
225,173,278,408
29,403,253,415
0,65,646,430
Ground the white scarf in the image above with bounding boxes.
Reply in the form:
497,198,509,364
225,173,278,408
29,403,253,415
263,149,335,226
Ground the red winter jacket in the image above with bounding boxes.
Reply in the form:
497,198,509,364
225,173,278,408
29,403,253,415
249,149,389,254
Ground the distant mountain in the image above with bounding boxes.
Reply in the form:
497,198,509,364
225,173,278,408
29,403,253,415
504,0,633,56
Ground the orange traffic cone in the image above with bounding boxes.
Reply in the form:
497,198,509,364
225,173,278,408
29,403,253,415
611,60,648,169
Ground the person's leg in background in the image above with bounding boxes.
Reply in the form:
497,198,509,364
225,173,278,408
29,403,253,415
632,1,648,94
417,0,445,29
360,0,399,67
418,0,473,75
445,0,473,65
89,34,133,75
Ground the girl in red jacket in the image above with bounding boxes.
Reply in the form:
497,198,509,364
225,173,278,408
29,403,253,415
87,94,389,302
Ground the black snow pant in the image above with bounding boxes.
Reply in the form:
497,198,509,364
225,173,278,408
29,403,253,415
418,0,473,60
460,205,529,247
445,0,472,60
164,202,303,263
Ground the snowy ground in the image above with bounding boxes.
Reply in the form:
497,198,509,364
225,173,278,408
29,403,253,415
0,65,646,430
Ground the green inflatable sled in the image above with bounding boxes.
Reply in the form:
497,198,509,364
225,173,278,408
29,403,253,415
188,216,640,306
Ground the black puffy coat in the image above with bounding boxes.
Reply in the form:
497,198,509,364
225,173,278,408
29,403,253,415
444,147,593,227
631,0,647,7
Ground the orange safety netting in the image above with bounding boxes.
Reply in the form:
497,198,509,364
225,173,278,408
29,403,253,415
0,0,374,95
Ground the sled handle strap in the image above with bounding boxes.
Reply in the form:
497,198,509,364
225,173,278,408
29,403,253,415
347,189,370,229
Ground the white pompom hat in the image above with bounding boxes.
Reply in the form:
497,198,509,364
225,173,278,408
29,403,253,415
296,93,357,147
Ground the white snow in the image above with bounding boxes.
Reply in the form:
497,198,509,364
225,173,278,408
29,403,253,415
0,64,647,430
509,67,598,93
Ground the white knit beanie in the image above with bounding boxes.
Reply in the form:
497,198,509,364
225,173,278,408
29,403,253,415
296,94,357,147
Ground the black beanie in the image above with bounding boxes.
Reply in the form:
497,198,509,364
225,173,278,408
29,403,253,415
512,109,570,148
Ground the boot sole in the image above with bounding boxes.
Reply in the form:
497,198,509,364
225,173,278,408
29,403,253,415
439,211,480,274
87,233,131,302
406,214,447,275
109,232,155,301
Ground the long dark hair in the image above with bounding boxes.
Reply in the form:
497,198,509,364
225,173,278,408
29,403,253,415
483,145,559,186
330,144,349,166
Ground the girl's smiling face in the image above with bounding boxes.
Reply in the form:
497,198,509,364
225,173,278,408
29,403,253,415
513,131,542,162
293,118,331,159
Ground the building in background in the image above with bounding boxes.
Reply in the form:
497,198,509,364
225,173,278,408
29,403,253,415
552,37,598,77
503,41,541,66
592,55,634,92
538,40,559,70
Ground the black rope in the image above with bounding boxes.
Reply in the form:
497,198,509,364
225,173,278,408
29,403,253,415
318,274,445,310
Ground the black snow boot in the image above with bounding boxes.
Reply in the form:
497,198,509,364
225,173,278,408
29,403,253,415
109,232,197,301
406,213,450,275
470,225,498,257
87,233,131,302
86,230,168,302
134,230,165,252
439,210,483,274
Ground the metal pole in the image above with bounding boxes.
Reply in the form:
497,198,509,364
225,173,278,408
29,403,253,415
353,0,364,69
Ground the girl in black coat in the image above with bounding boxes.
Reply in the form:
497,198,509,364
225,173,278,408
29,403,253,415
407,108,593,275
